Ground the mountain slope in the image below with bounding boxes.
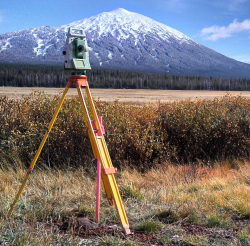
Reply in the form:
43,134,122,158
0,8,250,78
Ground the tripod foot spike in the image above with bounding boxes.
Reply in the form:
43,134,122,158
124,229,132,235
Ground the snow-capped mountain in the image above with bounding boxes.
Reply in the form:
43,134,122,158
1,8,250,77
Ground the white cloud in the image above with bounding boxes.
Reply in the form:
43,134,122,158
200,19,250,41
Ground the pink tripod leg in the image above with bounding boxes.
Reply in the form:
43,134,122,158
96,155,101,223
96,116,105,223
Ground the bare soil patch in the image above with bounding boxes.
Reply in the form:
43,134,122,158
55,217,241,245
1,87,250,103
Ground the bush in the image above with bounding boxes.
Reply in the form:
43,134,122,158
1,92,250,169
159,96,250,162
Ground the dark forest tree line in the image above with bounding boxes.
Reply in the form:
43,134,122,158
1,63,250,90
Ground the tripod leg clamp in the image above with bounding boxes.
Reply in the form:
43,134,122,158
103,167,117,175
27,167,34,174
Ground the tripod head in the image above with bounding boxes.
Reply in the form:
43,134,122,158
63,27,91,75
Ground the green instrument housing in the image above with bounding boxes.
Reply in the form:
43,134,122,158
63,27,91,72
74,39,86,58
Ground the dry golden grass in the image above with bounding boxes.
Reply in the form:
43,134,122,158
1,86,250,103
2,91,250,244
121,160,250,220
1,160,250,244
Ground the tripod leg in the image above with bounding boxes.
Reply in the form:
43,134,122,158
75,85,113,201
77,84,130,234
8,82,72,217
84,86,114,202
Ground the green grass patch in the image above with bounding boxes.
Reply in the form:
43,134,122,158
206,213,229,228
134,219,163,234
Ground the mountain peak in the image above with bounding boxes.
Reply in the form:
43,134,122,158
1,8,250,77
64,8,192,44
110,8,132,15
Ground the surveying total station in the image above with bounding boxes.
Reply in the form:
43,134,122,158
8,27,131,235
63,28,91,72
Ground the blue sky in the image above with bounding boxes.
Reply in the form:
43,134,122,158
0,0,250,64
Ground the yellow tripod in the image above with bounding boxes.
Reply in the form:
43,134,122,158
8,76,131,235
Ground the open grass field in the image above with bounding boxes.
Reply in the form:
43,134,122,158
1,161,250,245
1,86,250,103
2,90,250,245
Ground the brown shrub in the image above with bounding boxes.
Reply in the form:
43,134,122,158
1,92,250,169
